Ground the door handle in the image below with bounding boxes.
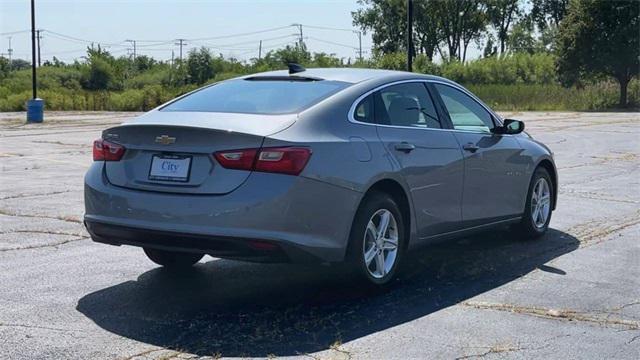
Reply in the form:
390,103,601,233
462,143,480,152
394,142,416,153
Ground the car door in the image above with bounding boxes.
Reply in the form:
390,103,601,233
370,81,464,238
432,83,529,227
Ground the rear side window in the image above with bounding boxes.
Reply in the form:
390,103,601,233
375,82,441,128
354,95,375,123
162,79,349,114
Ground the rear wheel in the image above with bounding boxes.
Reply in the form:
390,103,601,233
516,167,553,239
143,248,203,269
348,193,405,286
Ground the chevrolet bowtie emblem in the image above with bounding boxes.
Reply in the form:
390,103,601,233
155,135,176,145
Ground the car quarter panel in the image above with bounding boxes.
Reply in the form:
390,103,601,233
84,161,360,262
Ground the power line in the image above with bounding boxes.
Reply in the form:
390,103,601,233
299,24,355,33
175,38,187,62
0,30,30,36
292,23,304,47
43,29,127,47
125,39,136,59
188,25,292,41
306,36,358,49
191,34,295,49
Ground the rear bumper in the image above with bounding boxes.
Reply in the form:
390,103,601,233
84,162,361,263
86,220,316,263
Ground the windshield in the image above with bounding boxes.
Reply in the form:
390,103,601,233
161,79,349,114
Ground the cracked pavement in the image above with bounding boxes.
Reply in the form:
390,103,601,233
0,111,638,359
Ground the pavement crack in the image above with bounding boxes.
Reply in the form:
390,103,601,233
0,229,86,237
0,190,76,201
463,301,640,330
0,209,82,224
560,189,640,205
329,340,353,360
455,344,524,359
0,322,81,333
0,236,88,252
567,210,640,247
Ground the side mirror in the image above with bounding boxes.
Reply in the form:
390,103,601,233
494,119,525,135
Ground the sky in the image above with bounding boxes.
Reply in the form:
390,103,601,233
0,0,374,64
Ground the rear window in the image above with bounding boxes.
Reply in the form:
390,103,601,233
161,79,349,114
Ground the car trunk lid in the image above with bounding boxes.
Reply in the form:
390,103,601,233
102,111,296,195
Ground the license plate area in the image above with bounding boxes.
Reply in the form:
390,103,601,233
148,154,192,182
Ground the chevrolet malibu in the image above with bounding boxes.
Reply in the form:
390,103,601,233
84,66,557,286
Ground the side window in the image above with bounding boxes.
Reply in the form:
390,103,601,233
375,82,441,129
434,84,494,133
354,94,375,123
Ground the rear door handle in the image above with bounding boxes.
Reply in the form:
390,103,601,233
394,142,416,153
462,143,480,152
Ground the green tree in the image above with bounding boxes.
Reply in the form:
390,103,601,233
556,0,639,107
486,0,522,54
352,0,407,55
186,47,214,84
81,45,116,90
531,0,569,31
507,18,542,54
431,0,486,61
0,57,9,79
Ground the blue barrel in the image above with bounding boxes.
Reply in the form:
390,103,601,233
26,98,44,123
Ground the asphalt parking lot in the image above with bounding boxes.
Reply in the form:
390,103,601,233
0,111,639,359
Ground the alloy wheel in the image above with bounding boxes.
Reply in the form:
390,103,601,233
531,178,551,229
362,209,399,279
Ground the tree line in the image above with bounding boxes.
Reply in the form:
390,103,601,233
0,0,638,110
353,0,638,106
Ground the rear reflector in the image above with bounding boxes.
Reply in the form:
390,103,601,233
93,139,126,161
214,147,311,175
247,240,279,251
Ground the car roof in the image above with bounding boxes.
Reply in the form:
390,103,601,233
245,67,449,84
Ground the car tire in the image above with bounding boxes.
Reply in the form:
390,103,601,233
143,247,204,269
348,192,405,286
516,167,554,239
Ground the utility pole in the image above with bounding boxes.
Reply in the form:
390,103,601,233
354,30,363,62
36,29,42,67
406,0,414,72
175,39,186,63
27,0,43,123
292,23,303,47
258,40,262,60
7,36,12,71
30,2,37,99
125,39,136,60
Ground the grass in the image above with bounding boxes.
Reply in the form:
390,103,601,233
1,80,638,113
467,80,640,111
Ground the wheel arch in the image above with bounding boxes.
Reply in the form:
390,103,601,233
536,158,558,210
356,178,414,250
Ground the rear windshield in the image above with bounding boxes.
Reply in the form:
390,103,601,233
161,79,349,114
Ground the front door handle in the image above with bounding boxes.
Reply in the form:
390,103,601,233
463,143,480,152
394,142,416,153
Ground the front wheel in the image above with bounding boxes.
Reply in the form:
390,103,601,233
517,167,554,239
143,248,204,269
348,192,405,286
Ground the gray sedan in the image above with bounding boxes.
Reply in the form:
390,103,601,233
84,66,557,286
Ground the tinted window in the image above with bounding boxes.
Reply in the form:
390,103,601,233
376,82,441,128
354,95,375,123
162,79,349,114
434,84,494,133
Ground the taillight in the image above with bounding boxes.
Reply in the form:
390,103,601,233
93,139,126,161
214,147,311,175
213,149,257,171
